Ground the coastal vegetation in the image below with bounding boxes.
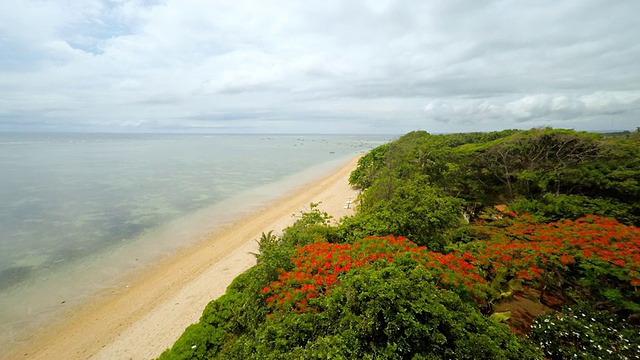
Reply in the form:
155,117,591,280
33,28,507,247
158,128,640,359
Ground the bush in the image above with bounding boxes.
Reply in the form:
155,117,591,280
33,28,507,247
157,266,273,360
157,206,339,360
511,194,636,225
340,178,463,250
225,263,542,359
529,304,640,359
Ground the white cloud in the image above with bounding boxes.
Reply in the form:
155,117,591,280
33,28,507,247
424,92,640,128
1,0,639,133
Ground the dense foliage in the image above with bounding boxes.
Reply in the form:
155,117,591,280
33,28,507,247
529,303,640,359
159,128,640,359
349,128,640,226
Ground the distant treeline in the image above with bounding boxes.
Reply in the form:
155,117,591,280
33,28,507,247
350,128,640,229
158,128,640,359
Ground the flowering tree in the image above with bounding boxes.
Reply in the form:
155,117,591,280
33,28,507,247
263,215,640,314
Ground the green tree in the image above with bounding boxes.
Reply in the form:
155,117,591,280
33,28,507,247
340,177,463,250
221,262,541,359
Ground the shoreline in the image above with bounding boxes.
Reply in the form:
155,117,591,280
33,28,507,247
5,155,361,360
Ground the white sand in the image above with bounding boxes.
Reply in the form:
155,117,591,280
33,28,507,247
5,156,360,360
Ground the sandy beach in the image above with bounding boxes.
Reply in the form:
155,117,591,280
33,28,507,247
5,156,361,360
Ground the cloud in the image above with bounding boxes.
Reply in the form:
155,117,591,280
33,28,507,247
0,0,639,133
424,92,640,126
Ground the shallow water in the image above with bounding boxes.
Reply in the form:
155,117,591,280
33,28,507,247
0,133,389,349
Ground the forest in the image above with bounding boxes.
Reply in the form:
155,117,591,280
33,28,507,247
158,128,640,359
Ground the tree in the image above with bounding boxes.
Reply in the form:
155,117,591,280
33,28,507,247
223,264,542,359
472,129,603,200
341,176,463,250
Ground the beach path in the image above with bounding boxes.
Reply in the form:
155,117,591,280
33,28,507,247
6,156,361,360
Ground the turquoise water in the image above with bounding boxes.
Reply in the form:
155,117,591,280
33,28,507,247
0,133,388,348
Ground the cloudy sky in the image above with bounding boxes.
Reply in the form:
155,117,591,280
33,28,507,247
1,0,639,134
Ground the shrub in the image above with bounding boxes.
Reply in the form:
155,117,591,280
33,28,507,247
511,194,636,225
529,304,640,359
340,179,463,250
228,264,542,359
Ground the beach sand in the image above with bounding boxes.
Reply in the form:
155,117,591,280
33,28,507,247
5,156,361,360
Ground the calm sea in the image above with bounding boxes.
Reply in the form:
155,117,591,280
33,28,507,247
0,132,388,348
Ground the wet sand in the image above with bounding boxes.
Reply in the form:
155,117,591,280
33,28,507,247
5,156,360,360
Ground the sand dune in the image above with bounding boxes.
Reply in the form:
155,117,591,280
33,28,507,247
5,156,360,360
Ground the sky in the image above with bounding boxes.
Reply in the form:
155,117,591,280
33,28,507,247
0,0,639,134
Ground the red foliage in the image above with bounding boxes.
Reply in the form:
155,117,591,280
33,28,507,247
261,216,640,313
488,214,640,284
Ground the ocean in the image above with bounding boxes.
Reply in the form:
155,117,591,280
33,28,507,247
0,132,389,348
